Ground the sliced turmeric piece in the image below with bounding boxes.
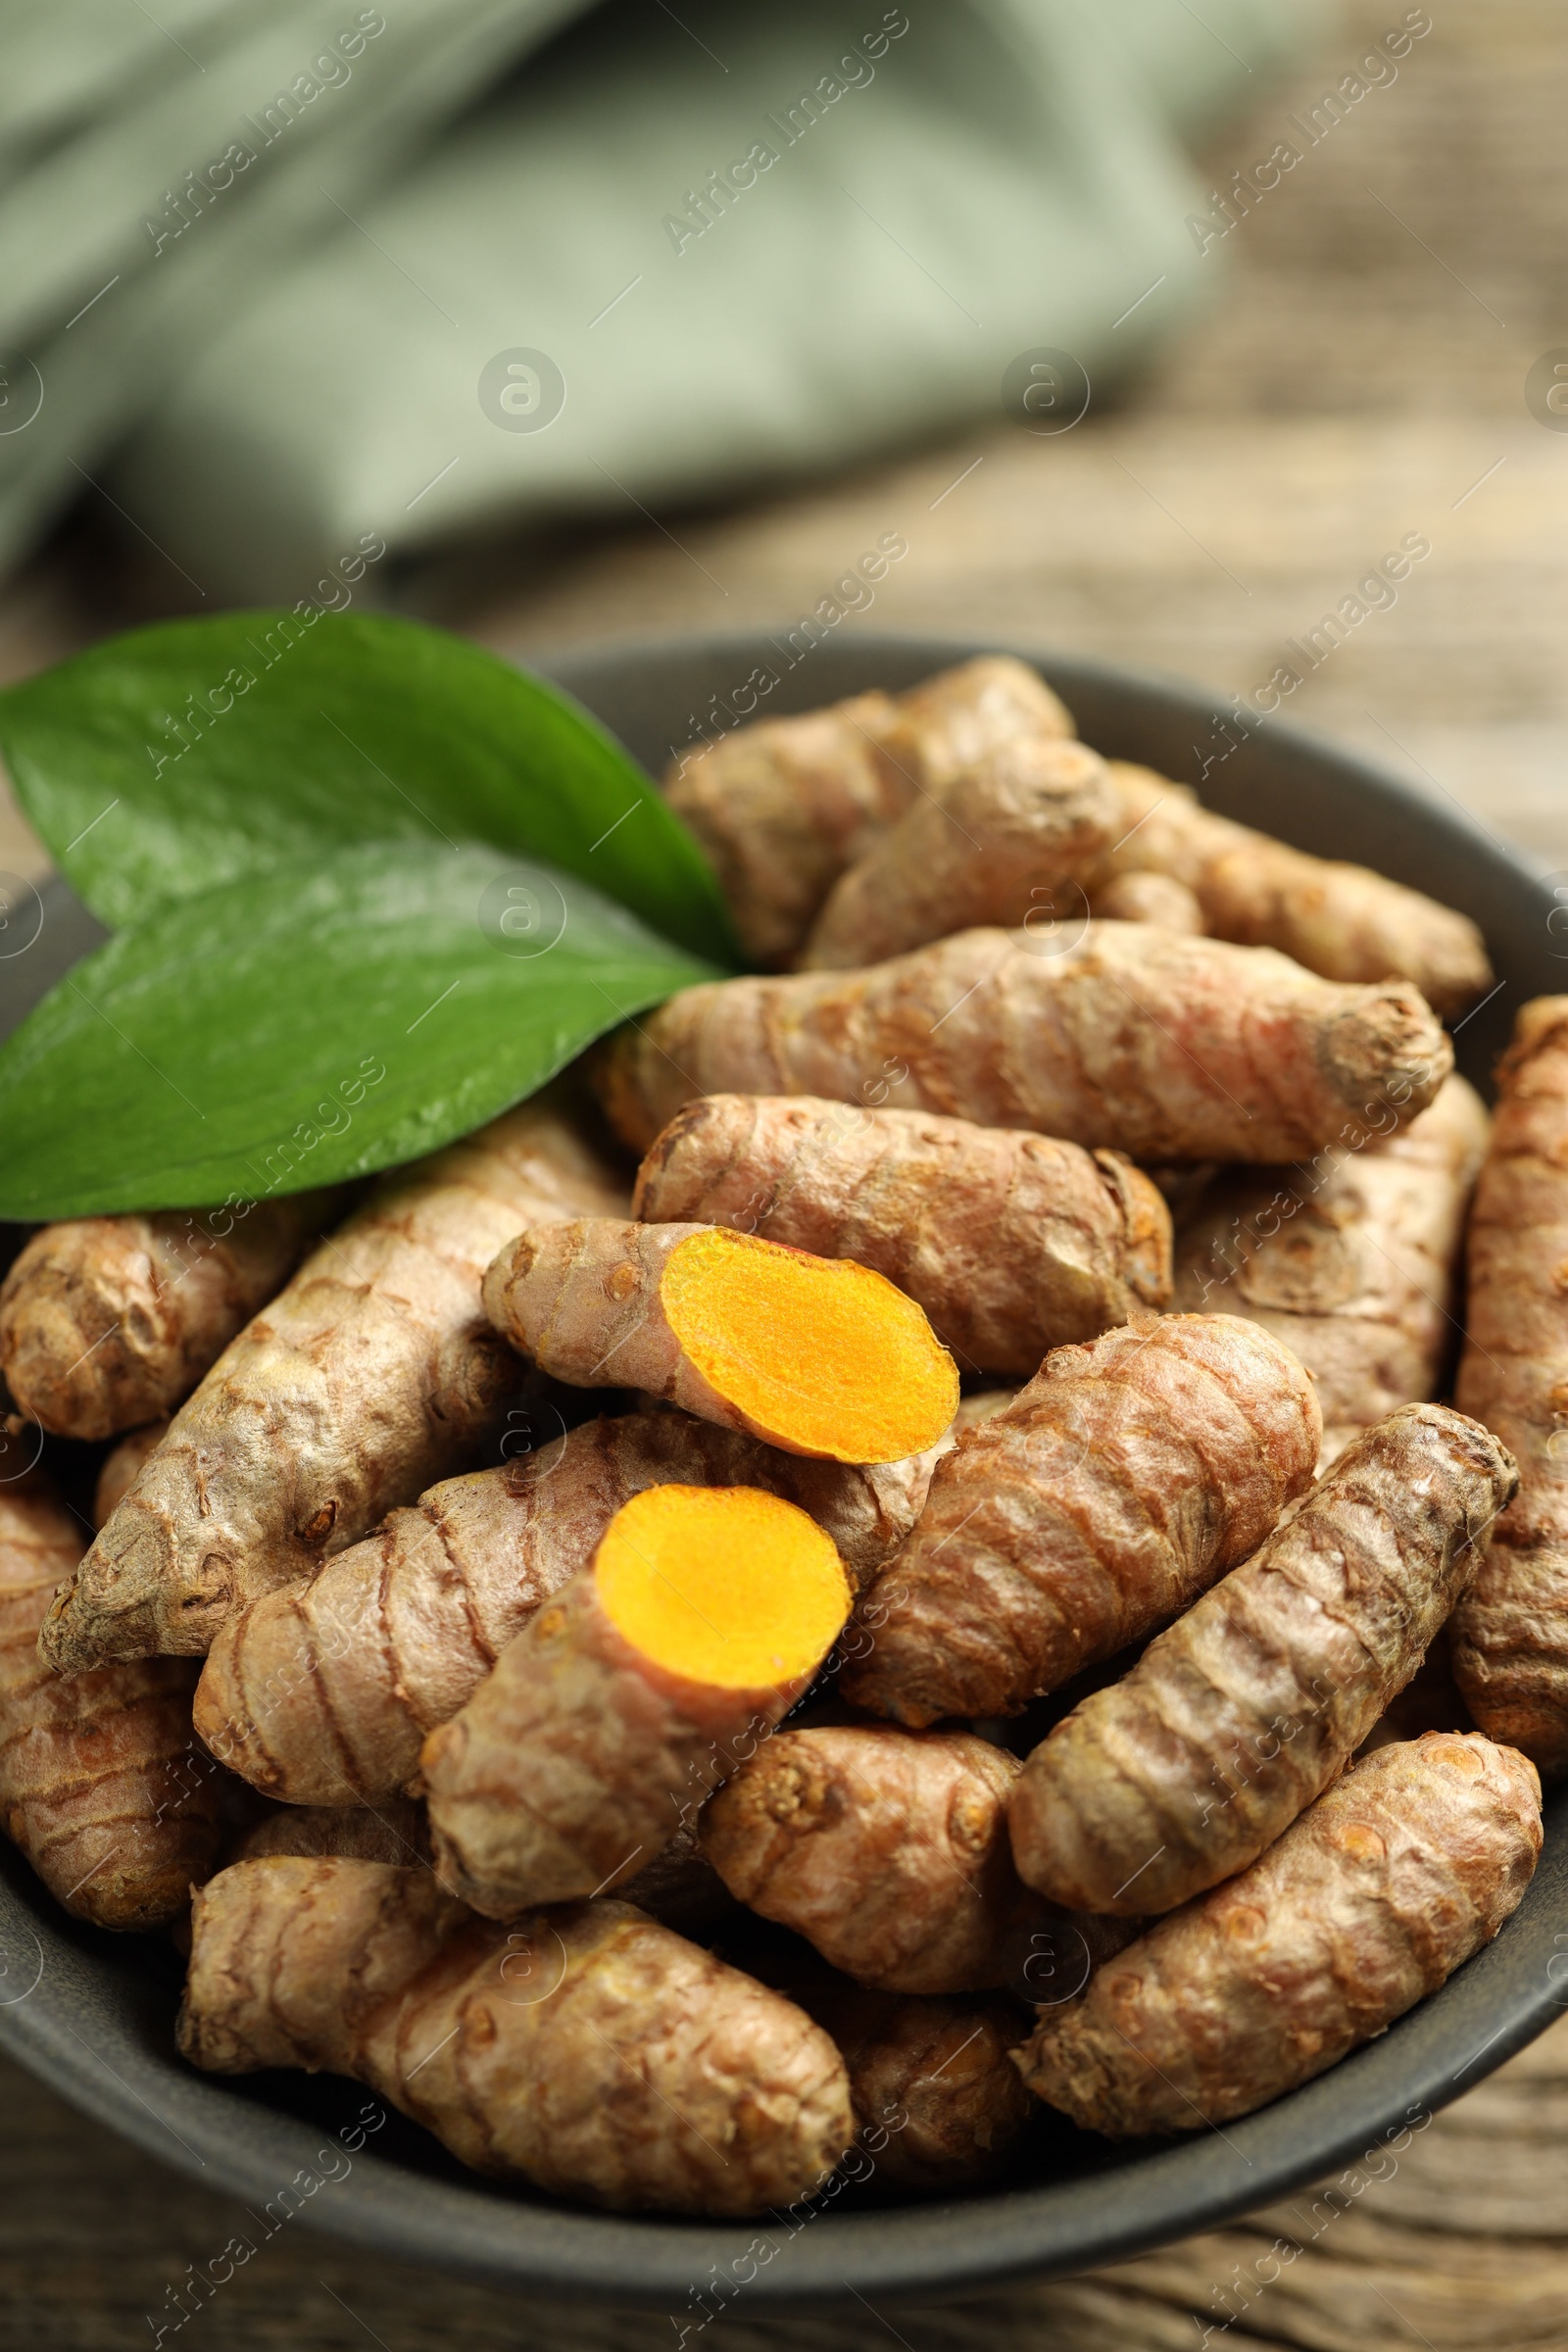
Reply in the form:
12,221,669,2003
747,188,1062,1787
798,738,1117,971
632,1094,1171,1377
1101,760,1493,1016
1016,1733,1541,2135
41,1092,629,1670
484,1218,958,1463
842,1314,1321,1727
593,923,1451,1163
1174,1074,1490,1463
0,1471,220,1930
179,1862,854,2214
701,1725,1042,1994
1008,1402,1518,1916
196,1410,937,1809
1452,1000,1568,1773
0,1190,344,1441
421,1484,853,1915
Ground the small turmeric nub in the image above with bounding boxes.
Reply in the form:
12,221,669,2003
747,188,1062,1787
484,1218,958,1463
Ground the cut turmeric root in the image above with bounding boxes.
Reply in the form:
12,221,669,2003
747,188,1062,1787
842,1315,1321,1727
421,1484,852,1915
1452,1001,1568,1772
179,1862,854,2214
42,1093,629,1670
632,1094,1171,1377
0,1472,220,1929
594,923,1451,1164
0,1191,343,1441
1101,760,1493,1016
483,1218,958,1463
1016,1734,1541,2134
1008,1403,1518,1916
195,1411,938,1808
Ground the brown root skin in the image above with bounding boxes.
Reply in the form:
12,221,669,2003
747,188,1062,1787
593,923,1451,1165
0,1472,220,1930
1103,760,1494,1016
1089,871,1206,932
195,1412,933,1809
1452,1001,1568,1773
665,690,906,969
877,656,1074,795
632,1095,1171,1379
40,1095,630,1671
1016,1734,1542,2135
1008,1402,1519,1917
1174,1074,1490,1464
799,738,1118,972
93,1422,170,1530
225,1797,430,1870
700,1725,1041,1995
842,1314,1322,1729
0,1191,345,1441
178,1863,855,2215
483,1218,957,1464
421,1498,850,1917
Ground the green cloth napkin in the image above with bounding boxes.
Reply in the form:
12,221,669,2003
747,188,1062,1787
0,0,1325,601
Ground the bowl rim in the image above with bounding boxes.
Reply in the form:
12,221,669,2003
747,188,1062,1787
1,625,1561,2315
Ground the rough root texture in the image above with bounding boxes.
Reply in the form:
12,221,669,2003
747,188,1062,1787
41,1096,629,1670
225,1796,431,1870
1452,1001,1568,1774
1174,1075,1490,1463
1089,871,1206,933
593,923,1451,1165
799,737,1117,971
633,1094,1172,1378
178,1863,855,2214
483,1218,957,1464
421,1504,850,1916
0,1473,220,1929
1016,1733,1541,2134
841,1315,1322,1727
92,1422,170,1530
0,1192,339,1441
701,1726,1036,1994
1008,1403,1519,1915
1103,761,1494,1017
195,1412,936,1808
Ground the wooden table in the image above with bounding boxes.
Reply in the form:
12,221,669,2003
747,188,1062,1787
4,2,1568,2342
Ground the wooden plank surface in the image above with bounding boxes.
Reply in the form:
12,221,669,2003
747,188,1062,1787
5,2,1568,2344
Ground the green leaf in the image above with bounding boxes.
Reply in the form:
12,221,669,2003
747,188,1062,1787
0,611,739,965
0,841,716,1218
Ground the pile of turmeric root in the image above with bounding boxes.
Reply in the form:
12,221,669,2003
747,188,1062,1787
3,653,1563,2221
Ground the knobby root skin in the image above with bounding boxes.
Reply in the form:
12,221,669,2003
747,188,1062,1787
632,1095,1172,1379
1016,1733,1541,2135
703,1725,1065,1995
1174,1075,1490,1463
483,1218,957,1464
0,1191,342,1442
41,1095,630,1671
593,923,1451,1166
841,1315,1322,1728
195,1412,933,1809
664,690,906,969
93,1422,170,1530
799,738,1117,972
878,657,1074,797
1103,761,1494,1016
798,1978,1034,2192
178,1863,855,2214
0,1472,220,1930
1452,1001,1568,1774
1089,871,1206,933
1008,1402,1519,1917
421,1490,852,1916
225,1796,430,1870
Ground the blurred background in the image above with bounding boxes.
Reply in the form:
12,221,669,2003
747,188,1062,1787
4,2,1568,2345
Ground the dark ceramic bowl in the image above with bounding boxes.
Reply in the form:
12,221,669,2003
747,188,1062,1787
1,631,1563,2313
